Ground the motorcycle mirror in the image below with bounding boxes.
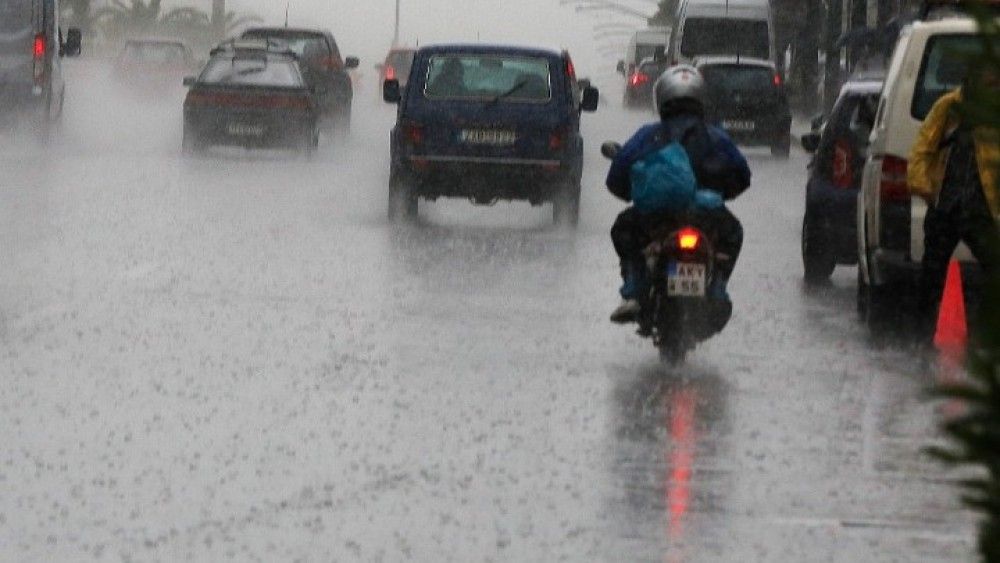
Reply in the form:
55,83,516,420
600,141,621,160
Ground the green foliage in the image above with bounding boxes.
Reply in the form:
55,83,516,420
928,5,1000,561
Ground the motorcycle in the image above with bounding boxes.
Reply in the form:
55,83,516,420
601,141,732,364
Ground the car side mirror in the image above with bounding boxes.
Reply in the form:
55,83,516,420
345,56,360,70
601,141,621,159
616,60,625,75
801,132,821,153
183,76,196,87
383,78,401,104
63,28,82,57
581,86,600,112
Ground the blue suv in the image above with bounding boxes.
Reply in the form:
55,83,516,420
383,44,599,226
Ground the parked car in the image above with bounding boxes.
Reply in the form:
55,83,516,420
383,44,600,226
240,27,358,134
696,55,791,157
0,0,81,136
182,41,319,155
377,47,416,89
115,38,196,93
800,72,883,284
616,26,670,79
623,57,666,109
857,14,997,329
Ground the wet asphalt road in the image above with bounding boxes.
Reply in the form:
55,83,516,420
0,60,979,561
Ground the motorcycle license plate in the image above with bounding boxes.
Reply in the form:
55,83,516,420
667,262,706,297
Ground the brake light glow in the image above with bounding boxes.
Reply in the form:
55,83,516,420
33,34,45,58
385,65,396,81
402,121,424,145
880,155,910,203
678,228,701,251
832,138,853,189
549,128,566,151
773,72,782,87
629,72,649,88
565,57,576,81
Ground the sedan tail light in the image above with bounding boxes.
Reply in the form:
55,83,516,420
879,155,910,203
629,72,649,88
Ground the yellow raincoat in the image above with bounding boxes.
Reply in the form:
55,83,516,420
908,89,1000,217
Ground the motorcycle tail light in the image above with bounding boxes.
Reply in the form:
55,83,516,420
678,228,700,251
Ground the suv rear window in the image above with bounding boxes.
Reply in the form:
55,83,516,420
200,56,303,87
423,54,551,102
701,64,775,93
242,32,334,61
911,34,999,119
681,19,770,60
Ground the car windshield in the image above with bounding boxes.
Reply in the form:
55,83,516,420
681,19,770,60
701,64,775,94
423,54,551,101
911,34,1000,119
199,57,302,87
122,42,187,64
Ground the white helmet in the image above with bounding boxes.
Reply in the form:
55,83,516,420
653,65,706,118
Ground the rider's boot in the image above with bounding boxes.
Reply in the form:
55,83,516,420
611,260,646,324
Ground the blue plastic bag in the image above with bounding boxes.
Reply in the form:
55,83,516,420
629,141,697,214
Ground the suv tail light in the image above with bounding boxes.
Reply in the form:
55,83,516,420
401,121,424,146
773,72,782,87
385,65,396,81
832,138,854,189
879,155,910,203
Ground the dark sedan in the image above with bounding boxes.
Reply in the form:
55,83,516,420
182,42,319,155
623,57,665,109
800,73,883,284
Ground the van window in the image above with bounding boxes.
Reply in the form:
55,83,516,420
681,18,770,60
423,54,551,102
0,0,33,56
911,34,998,119
634,44,666,64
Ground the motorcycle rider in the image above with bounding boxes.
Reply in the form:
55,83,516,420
607,65,751,324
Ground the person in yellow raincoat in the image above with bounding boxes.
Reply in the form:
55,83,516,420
908,68,1000,334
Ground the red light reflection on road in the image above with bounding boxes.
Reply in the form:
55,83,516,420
665,387,697,545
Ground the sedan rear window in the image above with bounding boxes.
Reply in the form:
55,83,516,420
200,57,303,88
911,34,998,119
423,54,551,102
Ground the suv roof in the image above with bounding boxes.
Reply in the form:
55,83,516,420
694,55,774,69
417,44,563,59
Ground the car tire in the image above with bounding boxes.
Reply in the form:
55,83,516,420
802,212,835,284
771,138,791,159
552,181,580,228
388,170,418,221
181,127,203,156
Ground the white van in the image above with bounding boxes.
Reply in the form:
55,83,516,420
617,26,671,77
857,15,997,329
670,0,774,64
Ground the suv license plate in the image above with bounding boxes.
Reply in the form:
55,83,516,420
459,129,517,146
722,120,755,132
667,262,707,297
227,122,265,137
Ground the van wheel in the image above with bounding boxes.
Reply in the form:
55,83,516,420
552,182,580,228
388,170,418,221
802,212,835,284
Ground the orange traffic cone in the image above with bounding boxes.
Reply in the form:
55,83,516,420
934,259,968,356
